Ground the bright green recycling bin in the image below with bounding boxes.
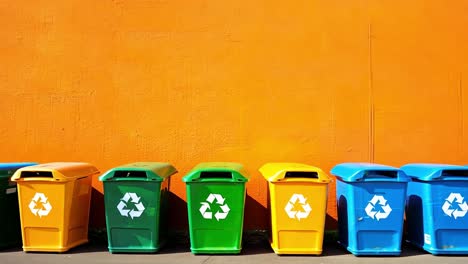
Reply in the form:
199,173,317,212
183,162,249,254
0,162,36,249
99,162,177,253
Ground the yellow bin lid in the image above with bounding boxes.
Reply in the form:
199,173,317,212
259,163,330,183
11,162,99,182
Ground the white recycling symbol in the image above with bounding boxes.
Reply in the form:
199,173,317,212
365,195,392,221
284,193,312,221
117,192,145,219
442,193,468,219
199,193,230,221
28,192,52,218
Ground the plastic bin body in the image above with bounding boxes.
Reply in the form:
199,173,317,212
332,163,409,256
0,163,36,248
183,162,249,254
11,162,99,252
260,163,330,255
402,163,468,255
99,162,177,253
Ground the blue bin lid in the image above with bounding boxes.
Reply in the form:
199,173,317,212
0,162,37,178
331,162,410,182
0,162,37,171
401,163,468,181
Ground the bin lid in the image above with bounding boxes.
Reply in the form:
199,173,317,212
11,162,99,182
0,162,37,171
99,162,177,182
259,163,330,183
401,163,468,181
182,162,249,182
331,162,409,182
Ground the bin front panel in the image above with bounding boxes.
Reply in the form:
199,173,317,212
12,162,98,252
269,181,327,254
104,180,162,251
407,180,468,253
17,181,67,249
336,180,407,255
186,181,246,253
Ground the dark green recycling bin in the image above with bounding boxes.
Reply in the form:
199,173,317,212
0,162,36,248
183,162,249,254
99,162,177,253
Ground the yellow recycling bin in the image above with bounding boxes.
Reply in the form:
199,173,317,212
11,162,99,252
260,163,331,255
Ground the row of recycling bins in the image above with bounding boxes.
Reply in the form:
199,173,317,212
1,161,468,256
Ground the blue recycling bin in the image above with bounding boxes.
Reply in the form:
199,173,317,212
402,163,468,255
331,163,410,256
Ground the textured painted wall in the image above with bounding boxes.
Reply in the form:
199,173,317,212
1,0,467,230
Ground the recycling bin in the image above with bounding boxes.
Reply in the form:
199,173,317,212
11,162,99,252
183,162,249,254
0,163,36,248
260,163,331,255
402,163,468,255
331,163,410,256
99,162,177,253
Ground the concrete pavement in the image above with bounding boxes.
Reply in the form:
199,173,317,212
1,242,467,264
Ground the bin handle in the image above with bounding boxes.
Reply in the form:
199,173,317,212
199,171,233,179
441,170,468,177
284,171,319,179
19,171,53,178
357,170,399,181
437,170,468,180
113,171,148,179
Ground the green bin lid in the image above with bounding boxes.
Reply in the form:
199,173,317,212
182,162,249,182
99,162,177,182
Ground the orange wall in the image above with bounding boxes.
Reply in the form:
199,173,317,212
1,1,467,230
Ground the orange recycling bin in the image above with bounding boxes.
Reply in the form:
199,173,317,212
11,162,99,252
260,163,331,255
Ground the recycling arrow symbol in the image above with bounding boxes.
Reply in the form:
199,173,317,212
199,193,230,221
28,192,52,218
284,193,312,221
365,195,392,221
442,193,468,219
117,192,145,219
